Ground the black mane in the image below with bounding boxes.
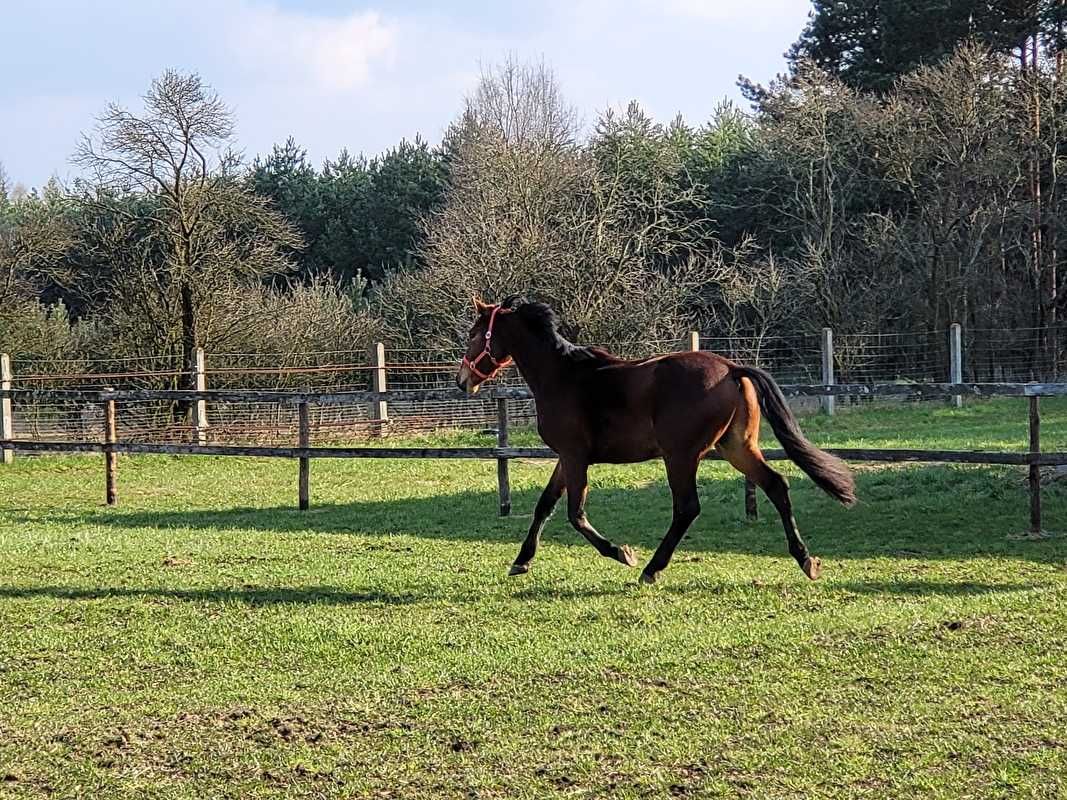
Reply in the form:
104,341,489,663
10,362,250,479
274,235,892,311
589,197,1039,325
505,298,619,364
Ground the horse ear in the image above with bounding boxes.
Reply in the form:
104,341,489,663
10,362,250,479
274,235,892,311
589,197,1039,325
501,294,525,310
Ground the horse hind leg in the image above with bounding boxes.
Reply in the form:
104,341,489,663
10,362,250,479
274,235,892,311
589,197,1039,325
716,433,821,580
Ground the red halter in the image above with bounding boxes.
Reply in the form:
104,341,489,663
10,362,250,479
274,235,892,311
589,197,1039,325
462,305,514,381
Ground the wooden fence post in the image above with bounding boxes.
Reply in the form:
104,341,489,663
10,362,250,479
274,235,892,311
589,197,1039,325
821,327,835,416
104,390,117,506
298,401,310,511
370,342,388,437
744,480,759,521
194,348,208,445
1029,395,1041,534
497,398,511,517
1,354,12,465
949,323,963,408
689,331,700,352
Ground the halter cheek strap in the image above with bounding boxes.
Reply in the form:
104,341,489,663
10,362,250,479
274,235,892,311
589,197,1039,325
462,305,514,381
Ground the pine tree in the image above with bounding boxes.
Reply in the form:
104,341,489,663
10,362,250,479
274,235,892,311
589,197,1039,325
788,1,1042,93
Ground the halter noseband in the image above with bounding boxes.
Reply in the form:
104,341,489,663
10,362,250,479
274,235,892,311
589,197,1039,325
462,305,514,381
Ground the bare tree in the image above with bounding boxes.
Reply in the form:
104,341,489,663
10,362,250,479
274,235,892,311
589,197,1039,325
464,56,579,150
698,235,817,361
74,70,301,385
386,61,717,352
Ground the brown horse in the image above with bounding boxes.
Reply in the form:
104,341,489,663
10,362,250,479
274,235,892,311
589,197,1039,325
456,297,856,584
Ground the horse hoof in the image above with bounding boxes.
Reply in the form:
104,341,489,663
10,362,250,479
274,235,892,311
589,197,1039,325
617,544,638,567
803,556,822,581
638,570,658,585
509,563,531,577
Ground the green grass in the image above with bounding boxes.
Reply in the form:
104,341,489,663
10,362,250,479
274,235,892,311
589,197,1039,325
1,398,1065,799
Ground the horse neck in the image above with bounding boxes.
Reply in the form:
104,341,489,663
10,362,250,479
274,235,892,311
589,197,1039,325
504,327,571,397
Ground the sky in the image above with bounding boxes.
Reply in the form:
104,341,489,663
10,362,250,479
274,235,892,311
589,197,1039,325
0,0,812,190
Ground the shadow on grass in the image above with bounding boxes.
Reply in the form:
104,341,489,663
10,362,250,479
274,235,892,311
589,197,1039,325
0,576,1046,606
510,578,1046,602
5,464,1064,567
0,584,423,606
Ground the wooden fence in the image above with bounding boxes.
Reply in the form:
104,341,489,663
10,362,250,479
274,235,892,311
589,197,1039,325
2,382,1065,534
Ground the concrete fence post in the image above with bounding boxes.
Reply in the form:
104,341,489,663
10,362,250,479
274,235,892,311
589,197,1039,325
949,323,963,408
370,342,388,437
821,328,835,416
1,354,12,465
194,347,208,445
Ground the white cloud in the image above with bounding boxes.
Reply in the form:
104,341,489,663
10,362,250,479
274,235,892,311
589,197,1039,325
229,4,398,92
2,0,810,186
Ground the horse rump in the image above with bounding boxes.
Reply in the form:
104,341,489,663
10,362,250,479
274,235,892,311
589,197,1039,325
730,365,857,507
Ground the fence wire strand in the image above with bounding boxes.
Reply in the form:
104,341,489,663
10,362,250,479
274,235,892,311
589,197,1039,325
6,326,1066,444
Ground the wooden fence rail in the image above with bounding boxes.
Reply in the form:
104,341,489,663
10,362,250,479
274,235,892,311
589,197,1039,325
4,381,1067,406
1,383,1064,534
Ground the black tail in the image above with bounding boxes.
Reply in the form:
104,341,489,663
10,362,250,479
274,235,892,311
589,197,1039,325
731,365,857,507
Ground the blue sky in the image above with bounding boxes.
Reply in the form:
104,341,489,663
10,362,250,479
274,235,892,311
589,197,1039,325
1,0,812,190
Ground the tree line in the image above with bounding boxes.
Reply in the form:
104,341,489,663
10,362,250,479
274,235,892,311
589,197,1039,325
2,3,1066,385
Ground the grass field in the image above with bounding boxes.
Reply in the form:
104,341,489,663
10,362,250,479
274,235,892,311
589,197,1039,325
1,399,1066,799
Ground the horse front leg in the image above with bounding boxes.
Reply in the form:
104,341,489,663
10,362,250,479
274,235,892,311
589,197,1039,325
509,461,565,576
564,460,637,568
639,453,701,585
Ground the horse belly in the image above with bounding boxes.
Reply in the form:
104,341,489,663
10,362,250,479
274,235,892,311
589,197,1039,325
590,416,660,464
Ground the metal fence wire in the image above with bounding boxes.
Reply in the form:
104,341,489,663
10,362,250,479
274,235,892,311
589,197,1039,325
5,324,1066,445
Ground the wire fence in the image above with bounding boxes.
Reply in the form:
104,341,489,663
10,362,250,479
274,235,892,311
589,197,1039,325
5,324,1066,446
966,326,1066,382
699,333,823,383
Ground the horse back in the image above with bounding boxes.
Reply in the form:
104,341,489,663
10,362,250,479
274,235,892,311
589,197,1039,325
552,350,739,464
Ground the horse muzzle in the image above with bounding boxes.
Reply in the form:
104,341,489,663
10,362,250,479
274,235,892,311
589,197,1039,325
456,365,481,395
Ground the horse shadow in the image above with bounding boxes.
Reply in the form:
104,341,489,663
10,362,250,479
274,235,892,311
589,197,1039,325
10,462,1064,566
